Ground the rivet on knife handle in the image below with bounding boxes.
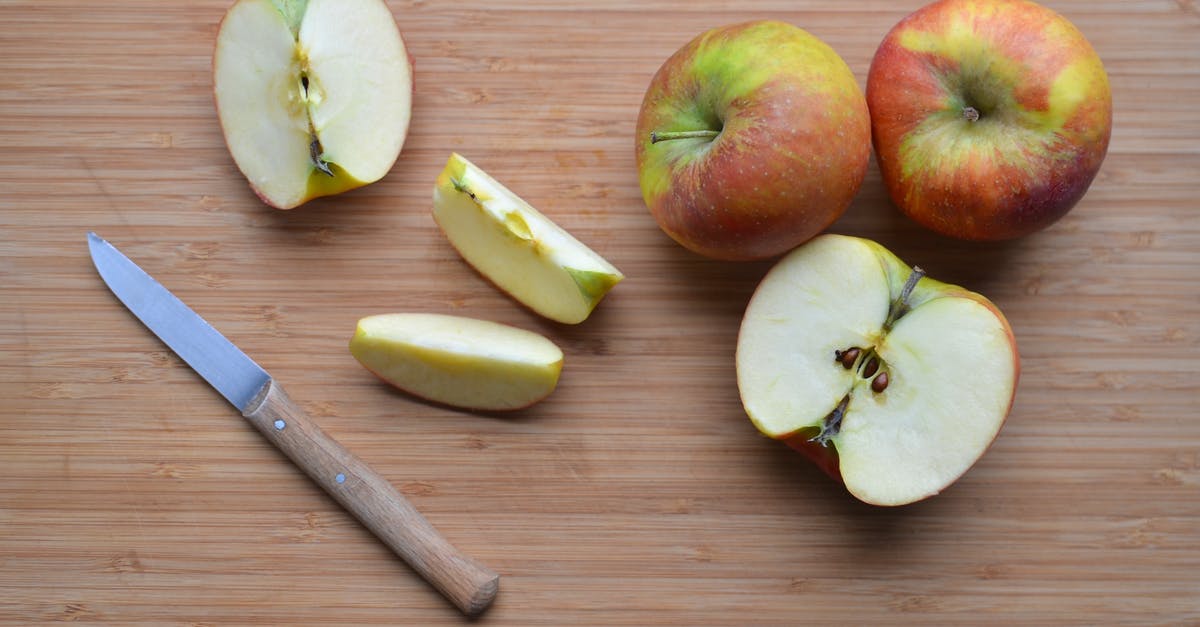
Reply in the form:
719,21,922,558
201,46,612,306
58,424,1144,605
243,380,498,616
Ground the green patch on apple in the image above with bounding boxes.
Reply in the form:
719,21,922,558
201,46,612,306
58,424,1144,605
270,0,308,36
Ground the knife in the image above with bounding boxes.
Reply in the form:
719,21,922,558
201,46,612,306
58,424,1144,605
87,232,499,617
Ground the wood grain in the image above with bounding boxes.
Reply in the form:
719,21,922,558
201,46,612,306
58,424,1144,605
1,0,1197,624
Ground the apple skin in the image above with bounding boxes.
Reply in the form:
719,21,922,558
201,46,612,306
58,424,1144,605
783,433,842,483
867,0,1112,240
636,20,871,261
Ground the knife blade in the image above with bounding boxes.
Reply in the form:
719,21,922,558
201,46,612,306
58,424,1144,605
87,232,498,616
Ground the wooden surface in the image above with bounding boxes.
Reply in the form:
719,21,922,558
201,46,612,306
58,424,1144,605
1,1,1197,624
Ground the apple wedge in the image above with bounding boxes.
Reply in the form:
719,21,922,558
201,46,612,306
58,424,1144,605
432,153,624,325
736,234,1019,506
213,0,413,209
350,313,563,411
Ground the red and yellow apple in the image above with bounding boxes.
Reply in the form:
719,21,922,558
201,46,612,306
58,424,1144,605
635,20,871,261
736,234,1019,506
867,0,1112,240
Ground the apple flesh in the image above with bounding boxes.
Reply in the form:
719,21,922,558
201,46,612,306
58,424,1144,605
867,0,1112,240
432,153,624,325
736,234,1019,506
635,20,871,261
213,0,413,209
350,313,563,411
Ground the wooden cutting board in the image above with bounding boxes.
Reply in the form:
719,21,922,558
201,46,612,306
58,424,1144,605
2,1,1197,624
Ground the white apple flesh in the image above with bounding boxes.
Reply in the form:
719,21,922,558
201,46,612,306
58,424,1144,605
214,0,413,209
350,313,563,411
736,235,1019,506
432,153,624,325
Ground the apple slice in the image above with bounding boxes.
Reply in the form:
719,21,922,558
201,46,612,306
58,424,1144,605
432,153,624,324
213,0,413,209
736,234,1019,506
349,313,563,411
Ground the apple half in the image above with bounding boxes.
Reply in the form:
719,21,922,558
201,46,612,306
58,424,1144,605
432,153,624,325
213,0,413,209
736,234,1019,506
350,313,563,411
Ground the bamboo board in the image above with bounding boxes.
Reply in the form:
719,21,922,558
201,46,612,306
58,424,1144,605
1,1,1197,624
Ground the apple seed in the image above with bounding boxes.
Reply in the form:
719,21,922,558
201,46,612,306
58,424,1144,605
862,356,879,379
835,347,861,369
871,371,889,393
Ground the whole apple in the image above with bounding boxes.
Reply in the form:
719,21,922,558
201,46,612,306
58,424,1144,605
635,21,871,261
867,0,1112,240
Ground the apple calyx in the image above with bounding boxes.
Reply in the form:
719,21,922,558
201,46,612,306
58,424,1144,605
810,395,849,447
309,136,333,176
649,129,721,144
962,106,981,122
809,266,927,447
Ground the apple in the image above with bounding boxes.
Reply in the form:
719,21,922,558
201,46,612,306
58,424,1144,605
866,0,1112,240
736,234,1019,506
432,153,624,325
635,20,871,261
213,0,413,209
350,313,563,411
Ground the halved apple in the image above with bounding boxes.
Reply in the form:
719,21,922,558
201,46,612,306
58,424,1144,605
350,313,563,411
736,234,1019,506
432,153,624,325
213,0,413,209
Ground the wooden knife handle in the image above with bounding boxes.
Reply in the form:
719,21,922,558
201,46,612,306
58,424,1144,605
241,379,499,617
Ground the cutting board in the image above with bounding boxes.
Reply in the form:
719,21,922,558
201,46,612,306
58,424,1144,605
2,1,1197,624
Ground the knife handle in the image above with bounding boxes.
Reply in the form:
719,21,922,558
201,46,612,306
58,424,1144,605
241,379,499,617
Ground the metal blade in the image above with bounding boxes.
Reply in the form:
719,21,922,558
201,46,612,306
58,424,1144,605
88,232,271,412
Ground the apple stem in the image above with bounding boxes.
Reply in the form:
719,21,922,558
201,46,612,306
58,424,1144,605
899,266,924,304
963,106,981,122
885,266,926,329
650,130,720,144
809,395,850,447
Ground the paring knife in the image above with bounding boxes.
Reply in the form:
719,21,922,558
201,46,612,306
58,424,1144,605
87,232,498,617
